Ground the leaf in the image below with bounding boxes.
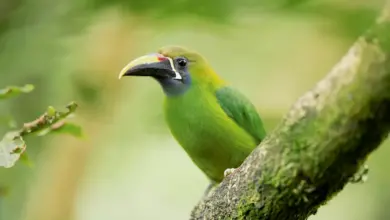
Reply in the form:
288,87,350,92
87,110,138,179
0,84,34,100
50,122,84,138
46,106,56,117
0,132,26,168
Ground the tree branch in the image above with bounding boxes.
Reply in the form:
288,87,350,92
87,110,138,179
0,101,79,168
18,102,78,138
191,2,390,220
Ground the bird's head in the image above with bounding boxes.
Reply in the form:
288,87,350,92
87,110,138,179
118,46,222,96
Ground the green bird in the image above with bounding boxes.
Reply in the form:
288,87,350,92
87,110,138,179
119,46,266,183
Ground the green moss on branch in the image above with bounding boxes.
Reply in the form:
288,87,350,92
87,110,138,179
191,2,390,220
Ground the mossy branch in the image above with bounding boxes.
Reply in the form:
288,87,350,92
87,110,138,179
191,2,390,220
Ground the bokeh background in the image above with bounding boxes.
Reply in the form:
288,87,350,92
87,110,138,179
1,0,389,219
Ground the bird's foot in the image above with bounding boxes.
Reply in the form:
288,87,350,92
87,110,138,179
349,164,369,184
224,168,236,177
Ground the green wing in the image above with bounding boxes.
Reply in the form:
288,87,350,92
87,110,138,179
216,86,266,143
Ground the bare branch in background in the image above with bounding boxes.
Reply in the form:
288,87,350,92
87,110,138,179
18,102,78,137
0,101,79,168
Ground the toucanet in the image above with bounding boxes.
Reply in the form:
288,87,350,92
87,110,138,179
119,46,266,183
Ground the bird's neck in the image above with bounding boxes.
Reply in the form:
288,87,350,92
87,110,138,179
157,76,192,97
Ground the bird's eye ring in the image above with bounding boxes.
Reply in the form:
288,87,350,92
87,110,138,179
176,57,187,67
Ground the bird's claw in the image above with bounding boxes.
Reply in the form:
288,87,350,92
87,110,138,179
349,164,369,184
224,168,236,177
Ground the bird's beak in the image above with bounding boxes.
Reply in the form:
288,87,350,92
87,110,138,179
118,53,182,80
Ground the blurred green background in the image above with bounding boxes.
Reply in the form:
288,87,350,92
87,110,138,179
1,0,389,219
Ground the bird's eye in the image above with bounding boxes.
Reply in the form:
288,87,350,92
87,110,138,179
176,57,187,67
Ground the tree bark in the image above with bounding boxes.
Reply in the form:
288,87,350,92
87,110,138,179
191,2,390,220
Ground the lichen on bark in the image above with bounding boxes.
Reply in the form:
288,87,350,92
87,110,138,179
191,2,390,220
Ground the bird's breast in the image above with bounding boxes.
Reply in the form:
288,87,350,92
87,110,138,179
163,88,256,182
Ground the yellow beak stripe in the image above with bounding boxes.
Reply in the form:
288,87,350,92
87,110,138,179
118,54,162,79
